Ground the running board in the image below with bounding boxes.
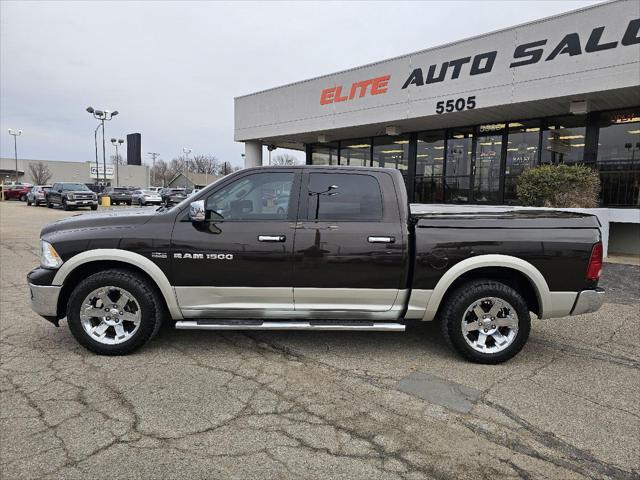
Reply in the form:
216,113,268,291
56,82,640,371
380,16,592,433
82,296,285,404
175,319,405,332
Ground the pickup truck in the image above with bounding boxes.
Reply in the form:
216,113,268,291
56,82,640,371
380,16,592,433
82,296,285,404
46,182,98,210
27,166,604,363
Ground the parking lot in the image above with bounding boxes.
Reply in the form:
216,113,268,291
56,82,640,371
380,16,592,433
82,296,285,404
1,200,638,479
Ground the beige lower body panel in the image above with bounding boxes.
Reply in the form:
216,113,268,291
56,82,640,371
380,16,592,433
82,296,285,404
176,287,407,320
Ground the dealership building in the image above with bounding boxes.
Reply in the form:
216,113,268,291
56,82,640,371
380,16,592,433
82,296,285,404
235,0,640,254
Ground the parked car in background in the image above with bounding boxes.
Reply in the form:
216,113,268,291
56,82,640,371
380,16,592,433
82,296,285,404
131,189,162,206
27,185,52,206
99,187,133,205
46,182,98,210
160,188,190,205
148,187,162,193
4,183,33,201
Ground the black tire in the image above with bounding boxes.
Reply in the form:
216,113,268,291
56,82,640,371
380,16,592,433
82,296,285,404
20,194,27,202
439,279,531,364
127,201,131,206
90,205,98,210
66,269,164,355
27,199,32,206
47,200,53,208
62,199,70,211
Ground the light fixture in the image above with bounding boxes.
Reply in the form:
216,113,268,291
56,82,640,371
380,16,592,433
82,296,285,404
628,129,640,134
434,146,445,150
572,143,586,147
346,144,370,148
525,127,540,132
317,134,329,143
417,154,429,158
558,135,584,140
393,140,409,144
385,126,402,136
380,149,404,154
508,122,524,128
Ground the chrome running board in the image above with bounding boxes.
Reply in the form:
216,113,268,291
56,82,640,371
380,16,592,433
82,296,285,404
175,319,405,332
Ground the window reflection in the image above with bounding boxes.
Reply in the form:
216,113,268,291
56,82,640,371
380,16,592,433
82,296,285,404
446,129,473,203
541,115,586,164
416,131,445,203
311,143,339,165
504,120,541,203
339,138,371,167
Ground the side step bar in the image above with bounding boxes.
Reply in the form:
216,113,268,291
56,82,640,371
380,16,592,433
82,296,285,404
175,320,405,332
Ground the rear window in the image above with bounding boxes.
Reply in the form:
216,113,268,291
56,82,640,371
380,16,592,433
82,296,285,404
307,173,383,221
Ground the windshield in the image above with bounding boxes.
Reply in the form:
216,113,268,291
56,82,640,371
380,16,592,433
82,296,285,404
62,183,90,191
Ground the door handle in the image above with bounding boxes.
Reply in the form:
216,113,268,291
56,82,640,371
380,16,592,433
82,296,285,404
368,236,395,244
258,235,286,242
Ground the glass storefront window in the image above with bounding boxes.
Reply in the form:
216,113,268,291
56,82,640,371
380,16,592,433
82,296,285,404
311,143,339,165
372,135,409,171
474,132,502,203
597,109,640,207
415,131,445,203
339,138,371,167
541,115,586,164
446,128,473,203
504,120,541,203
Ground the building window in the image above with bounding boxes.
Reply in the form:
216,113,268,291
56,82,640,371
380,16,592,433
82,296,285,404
475,124,505,203
311,143,339,165
415,131,445,203
541,115,586,165
597,109,640,207
340,138,371,166
372,135,410,191
445,128,473,203
504,120,541,204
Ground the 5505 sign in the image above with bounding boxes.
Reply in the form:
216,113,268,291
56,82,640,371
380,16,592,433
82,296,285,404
435,96,476,114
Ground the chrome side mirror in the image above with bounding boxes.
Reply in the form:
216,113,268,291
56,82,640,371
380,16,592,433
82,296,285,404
189,200,206,222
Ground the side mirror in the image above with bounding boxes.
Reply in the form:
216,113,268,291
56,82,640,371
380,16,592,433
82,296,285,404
189,200,206,222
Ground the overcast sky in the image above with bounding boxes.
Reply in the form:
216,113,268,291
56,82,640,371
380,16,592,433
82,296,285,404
1,0,602,167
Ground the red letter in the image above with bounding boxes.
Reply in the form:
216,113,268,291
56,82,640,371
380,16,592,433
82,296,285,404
320,87,336,105
371,75,390,95
334,85,348,102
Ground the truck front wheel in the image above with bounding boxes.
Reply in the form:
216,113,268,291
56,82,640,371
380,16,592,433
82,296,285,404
66,269,164,355
439,280,530,364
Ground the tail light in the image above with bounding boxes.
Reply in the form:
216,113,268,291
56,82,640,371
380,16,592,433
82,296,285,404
586,242,603,281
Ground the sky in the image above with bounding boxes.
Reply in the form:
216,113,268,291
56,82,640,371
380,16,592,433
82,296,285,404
0,0,603,168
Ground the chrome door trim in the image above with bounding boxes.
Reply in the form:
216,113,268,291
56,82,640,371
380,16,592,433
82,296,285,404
368,236,395,243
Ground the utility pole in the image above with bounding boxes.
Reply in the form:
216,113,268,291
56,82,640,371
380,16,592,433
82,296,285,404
147,152,160,186
8,129,22,183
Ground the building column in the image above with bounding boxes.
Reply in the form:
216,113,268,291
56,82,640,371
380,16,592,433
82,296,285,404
244,141,263,168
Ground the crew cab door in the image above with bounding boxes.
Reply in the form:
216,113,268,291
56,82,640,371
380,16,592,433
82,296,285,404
170,170,301,317
292,169,408,315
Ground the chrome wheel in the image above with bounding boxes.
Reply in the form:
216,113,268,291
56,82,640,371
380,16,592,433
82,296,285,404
461,297,519,354
79,286,141,345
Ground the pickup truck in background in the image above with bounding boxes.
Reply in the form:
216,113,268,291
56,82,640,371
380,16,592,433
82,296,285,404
46,182,98,210
27,166,604,363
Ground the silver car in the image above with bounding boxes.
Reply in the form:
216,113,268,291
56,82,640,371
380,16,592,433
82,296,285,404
131,189,162,206
27,185,52,206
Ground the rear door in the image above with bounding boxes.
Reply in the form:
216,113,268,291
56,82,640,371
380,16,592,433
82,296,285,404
169,169,301,318
292,169,408,316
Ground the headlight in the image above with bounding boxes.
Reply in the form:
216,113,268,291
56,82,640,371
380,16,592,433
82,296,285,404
92,193,97,200
67,193,74,200
41,240,63,269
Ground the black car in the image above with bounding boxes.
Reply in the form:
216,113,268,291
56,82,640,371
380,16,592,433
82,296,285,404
28,166,604,362
100,187,134,205
160,188,190,205
46,182,98,210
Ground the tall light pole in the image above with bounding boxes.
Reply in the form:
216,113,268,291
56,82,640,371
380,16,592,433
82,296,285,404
93,124,102,185
86,107,118,186
8,129,22,183
111,138,124,187
147,152,160,186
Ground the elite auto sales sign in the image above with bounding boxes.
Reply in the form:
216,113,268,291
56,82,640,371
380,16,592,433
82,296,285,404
318,19,640,113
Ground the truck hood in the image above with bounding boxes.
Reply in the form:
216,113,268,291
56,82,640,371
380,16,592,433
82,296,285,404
41,208,156,237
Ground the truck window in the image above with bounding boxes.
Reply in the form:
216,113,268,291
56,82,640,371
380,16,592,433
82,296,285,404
307,173,383,221
205,172,294,220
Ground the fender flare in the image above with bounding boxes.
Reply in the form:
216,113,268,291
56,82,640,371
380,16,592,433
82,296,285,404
52,249,183,320
422,254,550,321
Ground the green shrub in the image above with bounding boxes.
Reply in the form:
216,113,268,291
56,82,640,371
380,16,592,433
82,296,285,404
516,164,600,208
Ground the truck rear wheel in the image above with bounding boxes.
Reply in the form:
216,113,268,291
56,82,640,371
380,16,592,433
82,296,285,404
66,269,164,355
439,279,530,364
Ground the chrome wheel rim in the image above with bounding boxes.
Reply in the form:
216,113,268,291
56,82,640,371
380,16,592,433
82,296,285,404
461,297,518,354
79,286,141,345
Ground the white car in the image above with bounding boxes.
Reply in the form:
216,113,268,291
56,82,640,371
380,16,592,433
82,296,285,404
131,189,162,206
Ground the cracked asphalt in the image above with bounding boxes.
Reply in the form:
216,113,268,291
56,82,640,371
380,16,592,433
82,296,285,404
1,201,639,479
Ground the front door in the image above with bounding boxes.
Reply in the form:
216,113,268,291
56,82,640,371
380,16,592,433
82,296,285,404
170,170,300,318
473,132,504,203
292,169,408,318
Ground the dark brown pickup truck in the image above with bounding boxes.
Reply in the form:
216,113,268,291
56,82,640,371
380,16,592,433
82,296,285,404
28,165,604,363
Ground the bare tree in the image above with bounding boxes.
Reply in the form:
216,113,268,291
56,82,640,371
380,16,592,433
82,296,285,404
167,158,186,181
188,154,219,175
28,162,53,185
214,161,240,176
110,154,126,165
150,159,169,186
271,153,300,166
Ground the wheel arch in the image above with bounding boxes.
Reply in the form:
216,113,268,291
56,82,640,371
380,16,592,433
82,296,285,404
423,254,550,321
53,249,182,320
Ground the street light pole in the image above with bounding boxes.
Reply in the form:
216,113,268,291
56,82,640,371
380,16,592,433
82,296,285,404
111,138,124,187
182,147,192,173
93,124,101,185
86,107,118,187
8,129,22,183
